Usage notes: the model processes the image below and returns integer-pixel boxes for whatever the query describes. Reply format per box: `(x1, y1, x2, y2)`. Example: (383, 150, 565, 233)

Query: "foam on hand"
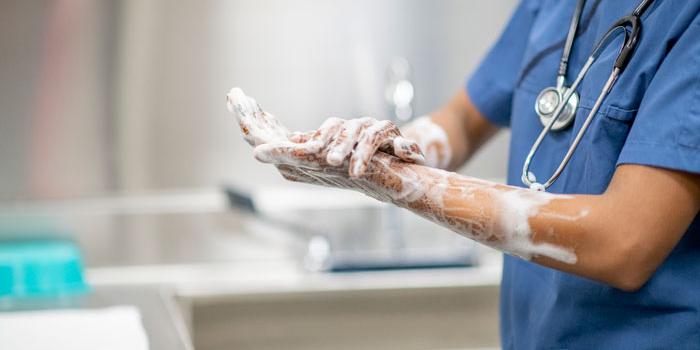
(378, 165, 580, 264)
(226, 87, 289, 146)
(226, 87, 581, 265)
(401, 116, 452, 169)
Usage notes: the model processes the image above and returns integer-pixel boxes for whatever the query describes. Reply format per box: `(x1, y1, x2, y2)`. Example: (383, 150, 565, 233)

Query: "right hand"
(281, 116, 426, 178)
(400, 116, 452, 170)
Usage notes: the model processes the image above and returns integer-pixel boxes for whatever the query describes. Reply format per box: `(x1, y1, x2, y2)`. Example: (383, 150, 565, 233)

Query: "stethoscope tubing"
(522, 23, 634, 190)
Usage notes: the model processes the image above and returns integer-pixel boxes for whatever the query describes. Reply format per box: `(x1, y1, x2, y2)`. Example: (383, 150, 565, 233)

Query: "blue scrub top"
(467, 1, 700, 348)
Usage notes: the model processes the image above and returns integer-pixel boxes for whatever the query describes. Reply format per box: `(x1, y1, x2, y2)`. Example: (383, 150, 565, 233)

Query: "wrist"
(357, 153, 444, 208)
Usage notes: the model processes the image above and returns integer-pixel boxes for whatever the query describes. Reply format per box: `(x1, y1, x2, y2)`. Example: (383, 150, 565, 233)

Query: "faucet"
(385, 57, 415, 123)
(384, 57, 415, 258)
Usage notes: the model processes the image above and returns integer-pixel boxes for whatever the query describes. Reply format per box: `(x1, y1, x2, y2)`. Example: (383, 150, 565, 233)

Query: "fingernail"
(411, 153, 426, 164)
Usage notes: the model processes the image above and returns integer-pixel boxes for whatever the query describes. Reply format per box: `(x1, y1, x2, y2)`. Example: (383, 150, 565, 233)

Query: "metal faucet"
(384, 57, 415, 258)
(385, 57, 415, 123)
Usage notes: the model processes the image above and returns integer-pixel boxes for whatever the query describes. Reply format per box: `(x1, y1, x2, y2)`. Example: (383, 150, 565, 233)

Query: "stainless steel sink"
(1, 189, 501, 349)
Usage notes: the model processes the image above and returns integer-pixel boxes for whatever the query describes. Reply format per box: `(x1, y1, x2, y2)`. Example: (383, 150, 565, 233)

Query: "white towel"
(0, 306, 149, 350)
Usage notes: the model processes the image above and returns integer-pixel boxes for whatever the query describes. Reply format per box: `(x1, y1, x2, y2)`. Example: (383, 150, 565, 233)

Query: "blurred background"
(0, 1, 516, 349)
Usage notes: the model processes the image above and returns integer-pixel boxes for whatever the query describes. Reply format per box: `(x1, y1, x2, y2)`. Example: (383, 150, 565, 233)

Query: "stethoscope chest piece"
(535, 86, 579, 131)
(522, 0, 654, 191)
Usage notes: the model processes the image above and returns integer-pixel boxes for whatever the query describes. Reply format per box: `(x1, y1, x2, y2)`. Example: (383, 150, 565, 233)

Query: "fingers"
(252, 118, 345, 168)
(226, 87, 289, 145)
(348, 120, 395, 178)
(305, 117, 345, 152)
(227, 88, 256, 145)
(253, 142, 321, 168)
(226, 88, 425, 177)
(245, 109, 425, 179)
(325, 117, 371, 166)
(349, 119, 425, 177)
(289, 130, 314, 143)
(393, 136, 426, 164)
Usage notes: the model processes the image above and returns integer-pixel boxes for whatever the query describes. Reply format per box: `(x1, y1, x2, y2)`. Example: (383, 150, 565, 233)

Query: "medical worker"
(228, 1, 700, 348)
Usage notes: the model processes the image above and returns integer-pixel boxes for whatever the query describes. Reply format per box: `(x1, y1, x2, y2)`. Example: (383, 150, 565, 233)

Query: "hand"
(227, 88, 425, 178)
(400, 116, 452, 170)
(225, 87, 291, 146)
(225, 87, 583, 267)
(226, 87, 433, 203)
(268, 116, 426, 178)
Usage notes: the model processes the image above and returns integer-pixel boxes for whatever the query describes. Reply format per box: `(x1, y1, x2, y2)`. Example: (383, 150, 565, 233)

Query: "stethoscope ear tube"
(613, 16, 641, 71)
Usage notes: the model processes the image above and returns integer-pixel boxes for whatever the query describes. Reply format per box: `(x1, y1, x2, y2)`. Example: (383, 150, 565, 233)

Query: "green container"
(0, 240, 89, 298)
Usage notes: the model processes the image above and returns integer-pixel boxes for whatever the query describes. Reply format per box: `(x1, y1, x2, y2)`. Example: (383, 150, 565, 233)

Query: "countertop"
(86, 252, 502, 300)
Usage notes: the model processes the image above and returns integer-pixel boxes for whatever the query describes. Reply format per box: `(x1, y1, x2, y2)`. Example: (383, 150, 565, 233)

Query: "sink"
(2, 189, 502, 349)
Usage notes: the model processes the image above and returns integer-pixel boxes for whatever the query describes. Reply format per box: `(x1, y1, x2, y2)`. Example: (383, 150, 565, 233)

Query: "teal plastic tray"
(0, 240, 89, 298)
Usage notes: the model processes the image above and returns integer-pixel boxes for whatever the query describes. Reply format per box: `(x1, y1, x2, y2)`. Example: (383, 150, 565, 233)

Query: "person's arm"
(401, 90, 499, 170)
(530, 164, 700, 291)
(228, 88, 700, 292)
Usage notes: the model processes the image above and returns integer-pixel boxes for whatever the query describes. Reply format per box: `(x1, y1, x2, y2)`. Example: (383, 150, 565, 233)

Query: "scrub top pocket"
(579, 104, 637, 194)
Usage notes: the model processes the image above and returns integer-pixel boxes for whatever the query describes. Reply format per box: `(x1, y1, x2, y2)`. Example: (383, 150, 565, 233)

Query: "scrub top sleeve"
(466, 0, 540, 127)
(617, 17, 700, 174)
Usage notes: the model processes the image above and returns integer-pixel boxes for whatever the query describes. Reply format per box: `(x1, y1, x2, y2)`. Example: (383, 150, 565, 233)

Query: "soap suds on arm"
(227, 87, 584, 264)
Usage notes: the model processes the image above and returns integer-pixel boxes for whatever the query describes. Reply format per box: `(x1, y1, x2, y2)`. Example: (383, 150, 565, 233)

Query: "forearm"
(357, 155, 653, 288)
(228, 87, 615, 286)
(361, 154, 583, 261)
(361, 157, 700, 291)
(229, 87, 699, 292)
(258, 136, 593, 270)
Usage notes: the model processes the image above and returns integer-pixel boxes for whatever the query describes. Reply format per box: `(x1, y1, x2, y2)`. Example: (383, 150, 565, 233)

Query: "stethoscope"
(522, 0, 655, 191)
